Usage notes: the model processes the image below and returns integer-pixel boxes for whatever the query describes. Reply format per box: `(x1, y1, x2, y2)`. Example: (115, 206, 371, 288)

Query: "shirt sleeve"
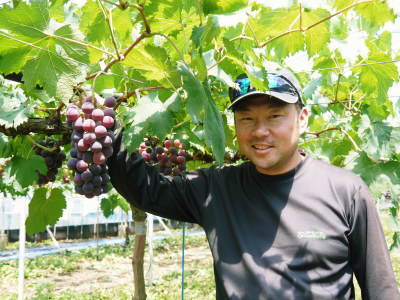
(106, 132, 209, 225)
(348, 182, 400, 300)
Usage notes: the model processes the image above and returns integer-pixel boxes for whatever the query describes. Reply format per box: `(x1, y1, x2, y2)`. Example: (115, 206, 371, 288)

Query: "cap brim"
(228, 91, 298, 110)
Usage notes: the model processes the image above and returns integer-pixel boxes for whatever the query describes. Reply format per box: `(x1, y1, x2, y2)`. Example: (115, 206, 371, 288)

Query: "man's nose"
(252, 121, 270, 137)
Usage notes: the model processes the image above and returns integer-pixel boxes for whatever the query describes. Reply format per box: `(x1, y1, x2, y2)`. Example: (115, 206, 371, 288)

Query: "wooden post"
(131, 204, 147, 300)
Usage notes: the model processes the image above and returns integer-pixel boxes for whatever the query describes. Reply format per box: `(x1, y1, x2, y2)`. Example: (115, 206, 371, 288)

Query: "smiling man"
(108, 68, 399, 299)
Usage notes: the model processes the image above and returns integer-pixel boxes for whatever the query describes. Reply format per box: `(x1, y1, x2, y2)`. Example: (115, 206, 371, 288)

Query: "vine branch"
(257, 0, 373, 48)
(97, 0, 121, 60)
(0, 118, 71, 137)
(305, 127, 361, 152)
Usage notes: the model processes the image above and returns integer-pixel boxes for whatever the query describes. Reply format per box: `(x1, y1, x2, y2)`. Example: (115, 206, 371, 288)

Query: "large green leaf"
(203, 0, 247, 15)
(0, 0, 49, 40)
(6, 155, 47, 189)
(101, 193, 130, 217)
(26, 187, 66, 235)
(354, 1, 395, 29)
(178, 62, 225, 162)
(122, 92, 182, 152)
(123, 45, 179, 87)
(22, 50, 82, 98)
(0, 85, 32, 129)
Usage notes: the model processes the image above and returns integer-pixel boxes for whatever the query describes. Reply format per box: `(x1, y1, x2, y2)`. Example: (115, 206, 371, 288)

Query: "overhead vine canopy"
(0, 0, 399, 246)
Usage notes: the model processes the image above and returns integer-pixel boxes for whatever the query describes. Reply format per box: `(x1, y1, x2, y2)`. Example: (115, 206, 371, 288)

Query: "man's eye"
(241, 117, 253, 121)
(271, 114, 282, 119)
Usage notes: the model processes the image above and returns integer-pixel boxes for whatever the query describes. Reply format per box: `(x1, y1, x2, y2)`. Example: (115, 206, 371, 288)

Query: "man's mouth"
(252, 144, 272, 150)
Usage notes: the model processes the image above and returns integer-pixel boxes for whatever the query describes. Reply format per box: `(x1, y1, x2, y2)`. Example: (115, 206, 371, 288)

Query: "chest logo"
(297, 231, 326, 240)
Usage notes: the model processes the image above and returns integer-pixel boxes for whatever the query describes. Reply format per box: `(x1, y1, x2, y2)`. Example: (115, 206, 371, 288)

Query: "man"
(108, 68, 399, 299)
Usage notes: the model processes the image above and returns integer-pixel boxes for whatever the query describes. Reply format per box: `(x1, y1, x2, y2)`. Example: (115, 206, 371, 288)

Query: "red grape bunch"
(34, 139, 67, 185)
(66, 96, 117, 198)
(137, 139, 187, 176)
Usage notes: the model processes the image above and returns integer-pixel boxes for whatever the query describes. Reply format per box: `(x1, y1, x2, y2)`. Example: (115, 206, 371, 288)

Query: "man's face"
(234, 96, 309, 175)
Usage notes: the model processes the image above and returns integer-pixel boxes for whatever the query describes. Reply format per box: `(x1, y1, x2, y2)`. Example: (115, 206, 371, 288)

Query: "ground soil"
(1, 238, 213, 298)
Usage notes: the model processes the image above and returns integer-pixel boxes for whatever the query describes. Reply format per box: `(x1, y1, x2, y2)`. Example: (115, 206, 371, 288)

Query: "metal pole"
(17, 197, 27, 300)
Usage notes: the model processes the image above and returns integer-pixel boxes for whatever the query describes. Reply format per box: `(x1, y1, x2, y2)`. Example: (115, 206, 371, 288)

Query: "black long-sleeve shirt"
(108, 140, 399, 299)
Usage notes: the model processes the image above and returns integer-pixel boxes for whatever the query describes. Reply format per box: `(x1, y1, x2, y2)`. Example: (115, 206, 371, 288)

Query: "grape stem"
(45, 33, 117, 58)
(304, 127, 361, 152)
(26, 135, 58, 152)
(114, 86, 166, 109)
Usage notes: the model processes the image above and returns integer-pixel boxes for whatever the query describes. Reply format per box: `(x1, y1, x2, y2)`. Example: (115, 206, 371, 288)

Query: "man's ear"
(298, 107, 309, 135)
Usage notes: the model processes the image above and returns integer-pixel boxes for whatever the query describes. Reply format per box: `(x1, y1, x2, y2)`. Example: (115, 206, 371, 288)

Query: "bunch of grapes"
(66, 96, 117, 198)
(137, 139, 187, 176)
(34, 139, 66, 185)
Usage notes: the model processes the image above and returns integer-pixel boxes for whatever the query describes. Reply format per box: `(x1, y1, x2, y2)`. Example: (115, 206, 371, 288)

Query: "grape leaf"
(122, 92, 182, 152)
(6, 155, 47, 189)
(26, 187, 66, 235)
(101, 193, 130, 217)
(0, 85, 32, 129)
(178, 62, 225, 162)
(203, 0, 247, 15)
(22, 50, 82, 98)
(203, 50, 235, 87)
(123, 45, 179, 87)
(0, 0, 49, 40)
(354, 1, 395, 29)
(356, 50, 398, 100)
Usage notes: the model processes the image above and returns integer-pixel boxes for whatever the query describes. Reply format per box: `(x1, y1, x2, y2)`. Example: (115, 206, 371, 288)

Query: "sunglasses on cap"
(228, 73, 303, 110)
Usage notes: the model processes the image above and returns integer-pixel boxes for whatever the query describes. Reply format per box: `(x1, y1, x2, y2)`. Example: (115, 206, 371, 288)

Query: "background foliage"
(0, 0, 399, 248)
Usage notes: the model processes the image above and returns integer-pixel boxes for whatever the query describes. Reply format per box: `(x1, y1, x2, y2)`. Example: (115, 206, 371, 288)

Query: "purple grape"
(66, 108, 79, 122)
(82, 182, 94, 193)
(82, 102, 94, 114)
(74, 173, 84, 186)
(44, 156, 54, 167)
(71, 131, 83, 143)
(101, 173, 110, 183)
(100, 135, 113, 147)
(103, 108, 115, 118)
(103, 146, 113, 158)
(83, 132, 96, 145)
(93, 186, 102, 196)
(169, 147, 178, 155)
(95, 125, 107, 138)
(155, 146, 164, 154)
(82, 152, 93, 164)
(90, 164, 102, 175)
(75, 185, 84, 195)
(81, 170, 93, 182)
(73, 117, 84, 131)
(92, 109, 104, 121)
(83, 119, 96, 132)
(92, 175, 103, 186)
(70, 148, 78, 158)
(76, 160, 88, 172)
(101, 184, 110, 193)
(93, 152, 106, 165)
(91, 141, 103, 153)
(102, 116, 114, 128)
(104, 96, 116, 108)
(78, 139, 89, 151)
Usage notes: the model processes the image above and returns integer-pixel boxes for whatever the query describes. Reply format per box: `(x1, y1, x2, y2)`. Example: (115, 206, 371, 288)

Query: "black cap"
(228, 68, 303, 110)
